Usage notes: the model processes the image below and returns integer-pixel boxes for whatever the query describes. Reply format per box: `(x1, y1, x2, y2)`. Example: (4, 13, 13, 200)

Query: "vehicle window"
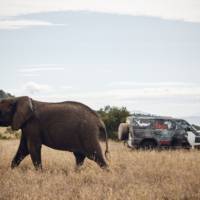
(132, 118, 176, 130)
(176, 120, 191, 130)
(133, 119, 152, 128)
(153, 120, 175, 130)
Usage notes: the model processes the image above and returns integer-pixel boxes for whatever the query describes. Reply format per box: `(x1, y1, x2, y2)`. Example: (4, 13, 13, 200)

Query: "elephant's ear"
(11, 96, 33, 130)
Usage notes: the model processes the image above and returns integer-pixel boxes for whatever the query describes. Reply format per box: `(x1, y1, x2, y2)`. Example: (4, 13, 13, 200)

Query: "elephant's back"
(34, 100, 98, 118)
(60, 101, 99, 118)
(34, 100, 101, 128)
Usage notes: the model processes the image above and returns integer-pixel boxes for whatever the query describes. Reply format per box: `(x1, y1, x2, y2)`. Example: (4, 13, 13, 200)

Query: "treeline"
(97, 106, 130, 139)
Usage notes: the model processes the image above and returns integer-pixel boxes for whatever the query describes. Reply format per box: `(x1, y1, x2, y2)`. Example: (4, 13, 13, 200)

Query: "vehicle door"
(152, 119, 175, 145)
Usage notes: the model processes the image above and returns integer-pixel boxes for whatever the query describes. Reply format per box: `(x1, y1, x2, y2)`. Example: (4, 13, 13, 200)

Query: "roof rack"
(127, 115, 183, 121)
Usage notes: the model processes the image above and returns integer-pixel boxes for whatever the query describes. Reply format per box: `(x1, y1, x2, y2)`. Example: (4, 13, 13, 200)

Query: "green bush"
(97, 106, 130, 140)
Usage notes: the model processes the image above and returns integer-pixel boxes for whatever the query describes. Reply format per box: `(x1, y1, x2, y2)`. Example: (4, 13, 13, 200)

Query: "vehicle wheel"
(171, 139, 182, 149)
(118, 123, 129, 141)
(140, 140, 157, 150)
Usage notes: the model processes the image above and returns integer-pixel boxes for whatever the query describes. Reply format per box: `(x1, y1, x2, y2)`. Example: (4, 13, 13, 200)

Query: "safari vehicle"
(118, 116, 200, 149)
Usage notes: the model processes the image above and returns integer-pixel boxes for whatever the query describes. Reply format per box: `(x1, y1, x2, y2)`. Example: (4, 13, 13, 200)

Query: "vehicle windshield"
(175, 120, 200, 136)
(175, 120, 192, 130)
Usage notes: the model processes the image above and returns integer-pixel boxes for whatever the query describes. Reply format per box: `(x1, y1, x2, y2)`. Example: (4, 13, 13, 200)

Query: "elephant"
(118, 123, 129, 141)
(0, 96, 109, 170)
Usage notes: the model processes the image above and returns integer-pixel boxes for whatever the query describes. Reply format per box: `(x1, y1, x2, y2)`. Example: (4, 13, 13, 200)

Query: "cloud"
(106, 82, 200, 102)
(27, 82, 200, 104)
(13, 81, 200, 104)
(8, 81, 200, 116)
(59, 86, 73, 90)
(0, 19, 64, 30)
(108, 81, 196, 88)
(20, 74, 41, 77)
(106, 82, 200, 104)
(19, 67, 65, 73)
(18, 64, 65, 76)
(22, 81, 52, 95)
(105, 88, 200, 102)
(11, 81, 73, 98)
(0, 0, 200, 23)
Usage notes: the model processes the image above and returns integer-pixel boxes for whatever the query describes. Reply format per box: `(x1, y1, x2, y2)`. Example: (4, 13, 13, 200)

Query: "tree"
(97, 106, 130, 139)
(0, 90, 14, 99)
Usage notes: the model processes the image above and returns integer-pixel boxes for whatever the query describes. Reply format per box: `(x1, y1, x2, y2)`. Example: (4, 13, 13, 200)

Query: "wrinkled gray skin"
(0, 96, 109, 170)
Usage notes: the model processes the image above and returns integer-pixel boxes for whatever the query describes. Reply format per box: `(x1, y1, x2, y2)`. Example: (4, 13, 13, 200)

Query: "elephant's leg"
(73, 152, 86, 167)
(11, 134, 29, 169)
(27, 141, 42, 170)
(86, 143, 108, 168)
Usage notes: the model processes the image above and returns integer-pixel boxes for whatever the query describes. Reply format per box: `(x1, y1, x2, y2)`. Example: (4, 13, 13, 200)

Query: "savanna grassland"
(1, 139, 200, 200)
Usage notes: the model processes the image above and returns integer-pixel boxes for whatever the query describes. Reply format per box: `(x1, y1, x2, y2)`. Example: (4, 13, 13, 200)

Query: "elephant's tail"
(99, 120, 110, 161)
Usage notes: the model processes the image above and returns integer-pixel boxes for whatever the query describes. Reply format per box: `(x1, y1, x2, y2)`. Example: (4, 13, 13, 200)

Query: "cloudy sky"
(0, 0, 200, 117)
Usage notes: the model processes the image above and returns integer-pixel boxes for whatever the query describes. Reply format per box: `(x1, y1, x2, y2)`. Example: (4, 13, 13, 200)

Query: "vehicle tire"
(140, 140, 157, 150)
(118, 123, 129, 141)
(171, 139, 190, 150)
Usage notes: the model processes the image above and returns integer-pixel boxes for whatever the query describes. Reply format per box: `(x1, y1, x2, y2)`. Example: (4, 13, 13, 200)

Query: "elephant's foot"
(11, 161, 19, 169)
(73, 152, 86, 167)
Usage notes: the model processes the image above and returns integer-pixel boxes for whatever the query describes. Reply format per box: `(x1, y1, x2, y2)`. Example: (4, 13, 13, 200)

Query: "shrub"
(97, 106, 130, 140)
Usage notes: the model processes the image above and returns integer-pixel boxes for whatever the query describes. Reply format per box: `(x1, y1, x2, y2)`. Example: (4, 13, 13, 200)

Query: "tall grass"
(1, 140, 200, 200)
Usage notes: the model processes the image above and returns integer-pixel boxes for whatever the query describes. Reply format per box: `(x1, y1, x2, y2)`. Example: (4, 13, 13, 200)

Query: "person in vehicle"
(154, 120, 168, 129)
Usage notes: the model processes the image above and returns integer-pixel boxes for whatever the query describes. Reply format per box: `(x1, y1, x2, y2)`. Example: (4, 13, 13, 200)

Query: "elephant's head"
(0, 96, 33, 130)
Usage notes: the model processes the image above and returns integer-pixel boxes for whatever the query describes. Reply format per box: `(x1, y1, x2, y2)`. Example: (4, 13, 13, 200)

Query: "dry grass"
(0, 127, 21, 140)
(1, 140, 200, 200)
